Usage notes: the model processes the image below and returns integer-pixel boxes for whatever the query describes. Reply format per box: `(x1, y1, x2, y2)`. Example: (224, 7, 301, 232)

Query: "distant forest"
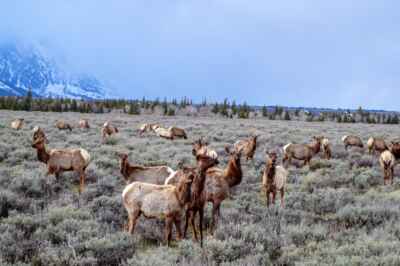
(0, 90, 399, 124)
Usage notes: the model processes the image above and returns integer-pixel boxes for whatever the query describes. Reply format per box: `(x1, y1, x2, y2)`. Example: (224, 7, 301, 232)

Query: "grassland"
(1, 110, 400, 265)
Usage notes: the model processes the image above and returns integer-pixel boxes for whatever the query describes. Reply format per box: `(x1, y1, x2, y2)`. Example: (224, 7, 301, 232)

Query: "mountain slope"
(0, 43, 113, 99)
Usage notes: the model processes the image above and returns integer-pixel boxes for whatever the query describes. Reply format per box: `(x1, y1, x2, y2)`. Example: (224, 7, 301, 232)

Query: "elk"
(78, 119, 90, 129)
(118, 153, 176, 184)
(139, 123, 161, 135)
(367, 137, 388, 155)
(283, 136, 322, 167)
(342, 135, 363, 150)
(321, 137, 332, 159)
(32, 126, 49, 144)
(101, 121, 119, 142)
(122, 166, 196, 246)
(166, 145, 242, 231)
(11, 118, 24, 130)
(154, 126, 187, 140)
(389, 140, 400, 160)
(31, 137, 91, 193)
(234, 135, 258, 161)
(191, 138, 218, 161)
(182, 155, 219, 247)
(379, 150, 395, 185)
(55, 120, 72, 131)
(262, 151, 288, 207)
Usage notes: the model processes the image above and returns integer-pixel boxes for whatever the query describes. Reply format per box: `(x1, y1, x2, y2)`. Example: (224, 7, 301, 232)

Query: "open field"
(1, 110, 400, 265)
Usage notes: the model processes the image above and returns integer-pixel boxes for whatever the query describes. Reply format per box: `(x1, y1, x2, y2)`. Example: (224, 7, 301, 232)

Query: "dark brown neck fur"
(36, 146, 50, 164)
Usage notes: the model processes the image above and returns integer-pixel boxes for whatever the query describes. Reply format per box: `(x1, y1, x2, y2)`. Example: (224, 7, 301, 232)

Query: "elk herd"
(8, 117, 400, 246)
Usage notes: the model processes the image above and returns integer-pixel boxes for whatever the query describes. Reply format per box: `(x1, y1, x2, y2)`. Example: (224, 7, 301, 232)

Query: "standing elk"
(321, 137, 332, 159)
(78, 119, 90, 129)
(122, 166, 197, 246)
(234, 136, 258, 161)
(342, 135, 363, 150)
(182, 155, 219, 247)
(283, 136, 322, 167)
(32, 126, 49, 144)
(101, 121, 119, 142)
(55, 120, 72, 131)
(262, 151, 288, 207)
(11, 118, 24, 130)
(31, 137, 91, 193)
(379, 150, 395, 185)
(118, 153, 176, 184)
(367, 137, 388, 155)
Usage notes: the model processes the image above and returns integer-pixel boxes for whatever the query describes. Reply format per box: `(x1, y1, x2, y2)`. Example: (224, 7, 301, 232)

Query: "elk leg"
(183, 209, 190, 238)
(128, 210, 141, 234)
(391, 167, 394, 185)
(199, 208, 204, 247)
(272, 191, 276, 205)
(79, 170, 85, 194)
(174, 217, 182, 241)
(190, 211, 199, 242)
(211, 203, 220, 232)
(280, 188, 285, 208)
(266, 190, 270, 207)
(165, 216, 173, 246)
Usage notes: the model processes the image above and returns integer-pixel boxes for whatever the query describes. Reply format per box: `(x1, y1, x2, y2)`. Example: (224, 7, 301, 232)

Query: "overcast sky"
(2, 1, 400, 110)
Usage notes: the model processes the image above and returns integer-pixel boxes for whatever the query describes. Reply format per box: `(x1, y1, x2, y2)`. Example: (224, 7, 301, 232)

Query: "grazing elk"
(55, 120, 72, 131)
(122, 166, 196, 246)
(118, 153, 176, 184)
(31, 137, 91, 193)
(379, 150, 395, 185)
(283, 136, 322, 167)
(101, 121, 119, 142)
(321, 137, 332, 160)
(234, 136, 258, 161)
(342, 135, 363, 150)
(192, 138, 218, 161)
(389, 140, 400, 160)
(78, 119, 90, 129)
(262, 151, 288, 207)
(11, 118, 24, 130)
(32, 126, 49, 144)
(367, 137, 388, 155)
(139, 123, 160, 135)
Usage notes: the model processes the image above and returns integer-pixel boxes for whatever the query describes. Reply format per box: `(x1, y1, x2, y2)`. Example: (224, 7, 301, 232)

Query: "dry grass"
(1, 110, 400, 265)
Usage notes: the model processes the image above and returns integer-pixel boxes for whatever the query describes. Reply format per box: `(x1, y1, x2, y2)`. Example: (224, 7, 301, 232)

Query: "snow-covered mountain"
(0, 43, 114, 99)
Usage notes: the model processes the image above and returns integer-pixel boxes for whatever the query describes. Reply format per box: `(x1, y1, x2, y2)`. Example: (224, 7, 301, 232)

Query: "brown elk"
(181, 155, 219, 247)
(283, 136, 322, 167)
(11, 118, 24, 130)
(191, 138, 218, 161)
(55, 120, 72, 131)
(389, 140, 400, 160)
(32, 126, 49, 144)
(118, 153, 175, 184)
(122, 166, 198, 246)
(31, 137, 91, 193)
(101, 121, 119, 142)
(262, 151, 288, 207)
(154, 126, 187, 140)
(342, 135, 363, 150)
(379, 150, 395, 185)
(367, 137, 388, 154)
(234, 136, 258, 161)
(78, 119, 90, 129)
